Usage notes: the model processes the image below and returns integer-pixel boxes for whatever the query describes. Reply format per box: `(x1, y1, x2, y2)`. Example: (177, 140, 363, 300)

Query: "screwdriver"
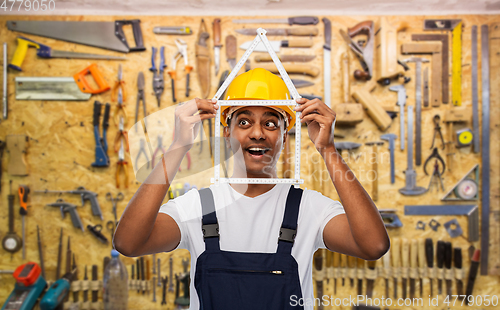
(18, 185, 30, 260)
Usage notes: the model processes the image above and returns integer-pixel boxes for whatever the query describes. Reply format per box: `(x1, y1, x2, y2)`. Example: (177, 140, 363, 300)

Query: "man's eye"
(265, 121, 278, 128)
(239, 119, 249, 126)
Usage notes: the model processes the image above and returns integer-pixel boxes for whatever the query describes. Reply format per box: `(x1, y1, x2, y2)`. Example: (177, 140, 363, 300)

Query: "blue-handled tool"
(91, 101, 110, 167)
(2, 262, 47, 310)
(9, 36, 126, 71)
(40, 269, 76, 310)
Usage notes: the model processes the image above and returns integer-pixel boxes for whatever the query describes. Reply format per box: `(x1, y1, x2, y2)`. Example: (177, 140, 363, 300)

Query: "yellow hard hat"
(220, 68, 296, 132)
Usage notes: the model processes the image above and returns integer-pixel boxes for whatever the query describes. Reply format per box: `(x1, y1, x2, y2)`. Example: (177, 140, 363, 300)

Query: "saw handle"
(9, 36, 40, 71)
(115, 19, 146, 52)
(348, 20, 374, 38)
(74, 64, 110, 94)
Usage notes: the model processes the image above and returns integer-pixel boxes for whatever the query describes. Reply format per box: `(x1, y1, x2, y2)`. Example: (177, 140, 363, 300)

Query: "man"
(114, 68, 389, 309)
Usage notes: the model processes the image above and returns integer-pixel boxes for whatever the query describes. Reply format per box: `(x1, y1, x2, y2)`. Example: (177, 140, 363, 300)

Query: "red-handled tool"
(18, 185, 30, 260)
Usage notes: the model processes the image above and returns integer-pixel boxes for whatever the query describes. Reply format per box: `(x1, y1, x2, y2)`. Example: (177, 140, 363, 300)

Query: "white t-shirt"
(159, 182, 345, 310)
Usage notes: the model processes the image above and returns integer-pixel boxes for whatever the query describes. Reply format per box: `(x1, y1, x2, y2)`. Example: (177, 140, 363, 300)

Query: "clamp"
(113, 116, 129, 153)
(168, 39, 193, 102)
(150, 46, 166, 107)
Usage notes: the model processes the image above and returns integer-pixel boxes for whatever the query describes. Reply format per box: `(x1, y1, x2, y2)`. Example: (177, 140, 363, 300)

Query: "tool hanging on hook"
(150, 47, 166, 107)
(169, 39, 193, 103)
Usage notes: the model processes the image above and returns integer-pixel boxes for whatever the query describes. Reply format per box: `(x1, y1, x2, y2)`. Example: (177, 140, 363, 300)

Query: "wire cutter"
(152, 135, 166, 168)
(430, 114, 445, 150)
(424, 147, 446, 176)
(116, 139, 129, 189)
(150, 47, 166, 107)
(112, 64, 127, 102)
(168, 39, 193, 103)
(135, 72, 147, 132)
(113, 116, 129, 153)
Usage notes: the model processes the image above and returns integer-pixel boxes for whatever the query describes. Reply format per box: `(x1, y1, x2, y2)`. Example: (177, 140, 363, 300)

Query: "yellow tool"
(9, 36, 125, 71)
(451, 22, 463, 106)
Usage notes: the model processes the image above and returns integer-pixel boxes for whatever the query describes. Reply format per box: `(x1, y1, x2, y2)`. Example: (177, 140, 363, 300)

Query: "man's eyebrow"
(234, 109, 253, 119)
(263, 111, 280, 119)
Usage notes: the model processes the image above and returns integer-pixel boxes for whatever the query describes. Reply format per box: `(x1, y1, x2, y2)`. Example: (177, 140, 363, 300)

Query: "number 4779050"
(1, 0, 55, 11)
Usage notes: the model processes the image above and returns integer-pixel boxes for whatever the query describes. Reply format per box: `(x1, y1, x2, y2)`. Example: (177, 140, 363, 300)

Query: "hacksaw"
(211, 28, 304, 188)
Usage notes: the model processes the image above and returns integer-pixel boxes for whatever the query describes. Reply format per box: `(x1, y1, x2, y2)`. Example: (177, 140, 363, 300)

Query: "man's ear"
(282, 130, 288, 149)
(223, 126, 231, 148)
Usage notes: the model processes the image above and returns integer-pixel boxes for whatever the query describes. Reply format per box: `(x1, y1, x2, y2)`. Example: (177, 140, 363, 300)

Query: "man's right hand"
(172, 98, 219, 151)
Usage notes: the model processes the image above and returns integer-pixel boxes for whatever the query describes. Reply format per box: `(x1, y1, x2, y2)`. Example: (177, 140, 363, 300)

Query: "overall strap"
(277, 185, 303, 255)
(199, 188, 220, 252)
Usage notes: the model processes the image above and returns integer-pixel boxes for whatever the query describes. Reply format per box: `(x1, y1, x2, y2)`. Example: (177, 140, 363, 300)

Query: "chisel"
(465, 249, 480, 300)
(425, 238, 435, 296)
(136, 258, 141, 293)
(454, 247, 464, 296)
(418, 239, 427, 297)
(348, 255, 356, 288)
(366, 260, 377, 298)
(83, 265, 88, 303)
(72, 254, 79, 303)
(36, 226, 46, 279)
(332, 251, 340, 294)
(401, 238, 409, 300)
(56, 228, 63, 280)
(92, 265, 98, 303)
(392, 238, 401, 299)
(409, 239, 418, 299)
(444, 242, 453, 297)
(382, 249, 391, 297)
(436, 240, 445, 295)
(356, 258, 365, 296)
(325, 249, 333, 285)
(141, 257, 146, 294)
(340, 254, 347, 287)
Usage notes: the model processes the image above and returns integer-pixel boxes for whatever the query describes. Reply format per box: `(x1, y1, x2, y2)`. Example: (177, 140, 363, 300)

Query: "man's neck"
(229, 183, 277, 198)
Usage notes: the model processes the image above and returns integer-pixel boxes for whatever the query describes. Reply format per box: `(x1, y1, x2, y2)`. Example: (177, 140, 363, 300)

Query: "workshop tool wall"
(0, 14, 499, 310)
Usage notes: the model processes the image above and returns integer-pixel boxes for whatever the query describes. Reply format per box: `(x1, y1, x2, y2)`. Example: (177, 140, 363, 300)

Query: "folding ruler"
(210, 28, 304, 188)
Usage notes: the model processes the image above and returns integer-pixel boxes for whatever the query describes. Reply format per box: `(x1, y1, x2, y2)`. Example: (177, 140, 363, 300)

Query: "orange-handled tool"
(18, 184, 30, 259)
(73, 63, 110, 94)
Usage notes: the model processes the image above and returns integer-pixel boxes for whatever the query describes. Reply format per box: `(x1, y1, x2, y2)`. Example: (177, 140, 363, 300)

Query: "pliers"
(135, 138, 150, 170)
(168, 39, 193, 103)
(113, 116, 129, 152)
(152, 135, 166, 168)
(424, 147, 446, 176)
(116, 139, 129, 188)
(150, 47, 166, 107)
(112, 64, 127, 102)
(135, 72, 147, 132)
(430, 114, 445, 150)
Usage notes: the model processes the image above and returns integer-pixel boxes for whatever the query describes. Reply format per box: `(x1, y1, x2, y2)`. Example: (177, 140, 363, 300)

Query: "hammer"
(365, 141, 384, 201)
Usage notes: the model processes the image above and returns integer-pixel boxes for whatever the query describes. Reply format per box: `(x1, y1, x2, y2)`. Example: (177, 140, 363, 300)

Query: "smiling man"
(114, 68, 390, 310)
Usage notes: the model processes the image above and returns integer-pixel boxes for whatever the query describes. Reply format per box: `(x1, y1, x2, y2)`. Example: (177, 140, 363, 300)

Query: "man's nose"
(248, 124, 265, 140)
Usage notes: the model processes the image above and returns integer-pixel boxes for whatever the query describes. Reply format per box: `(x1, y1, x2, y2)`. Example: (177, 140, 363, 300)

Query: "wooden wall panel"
(0, 14, 499, 309)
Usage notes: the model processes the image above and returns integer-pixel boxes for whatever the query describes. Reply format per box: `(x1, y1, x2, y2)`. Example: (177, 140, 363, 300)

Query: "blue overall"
(194, 185, 305, 310)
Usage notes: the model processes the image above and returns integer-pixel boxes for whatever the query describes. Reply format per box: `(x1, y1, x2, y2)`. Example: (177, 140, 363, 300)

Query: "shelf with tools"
(0, 13, 499, 310)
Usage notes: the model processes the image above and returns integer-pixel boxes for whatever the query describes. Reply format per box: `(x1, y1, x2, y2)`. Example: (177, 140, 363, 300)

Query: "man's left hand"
(294, 98, 336, 153)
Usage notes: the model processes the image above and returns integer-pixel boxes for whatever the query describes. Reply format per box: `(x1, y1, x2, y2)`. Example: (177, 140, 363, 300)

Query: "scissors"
(106, 221, 115, 247)
(106, 192, 124, 226)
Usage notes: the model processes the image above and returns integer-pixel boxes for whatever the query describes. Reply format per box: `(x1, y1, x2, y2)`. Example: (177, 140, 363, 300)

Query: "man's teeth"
(248, 147, 266, 151)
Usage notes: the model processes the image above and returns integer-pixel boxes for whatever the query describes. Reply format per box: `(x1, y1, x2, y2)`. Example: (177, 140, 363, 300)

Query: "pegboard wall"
(0, 14, 499, 310)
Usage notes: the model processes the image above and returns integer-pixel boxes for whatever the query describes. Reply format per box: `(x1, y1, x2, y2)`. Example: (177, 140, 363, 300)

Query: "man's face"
(223, 106, 287, 178)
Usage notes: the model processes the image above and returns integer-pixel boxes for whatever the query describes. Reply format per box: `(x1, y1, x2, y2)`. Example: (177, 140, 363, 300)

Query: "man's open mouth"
(245, 147, 271, 157)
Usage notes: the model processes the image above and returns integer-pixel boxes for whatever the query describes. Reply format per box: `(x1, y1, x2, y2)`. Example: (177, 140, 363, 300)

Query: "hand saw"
(7, 20, 146, 53)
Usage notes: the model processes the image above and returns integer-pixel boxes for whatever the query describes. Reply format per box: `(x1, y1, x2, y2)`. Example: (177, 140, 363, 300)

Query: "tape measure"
(454, 178, 478, 200)
(456, 128, 473, 147)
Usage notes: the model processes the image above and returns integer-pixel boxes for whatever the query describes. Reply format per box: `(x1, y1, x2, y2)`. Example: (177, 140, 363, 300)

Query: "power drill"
(40, 269, 76, 310)
(2, 262, 47, 310)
